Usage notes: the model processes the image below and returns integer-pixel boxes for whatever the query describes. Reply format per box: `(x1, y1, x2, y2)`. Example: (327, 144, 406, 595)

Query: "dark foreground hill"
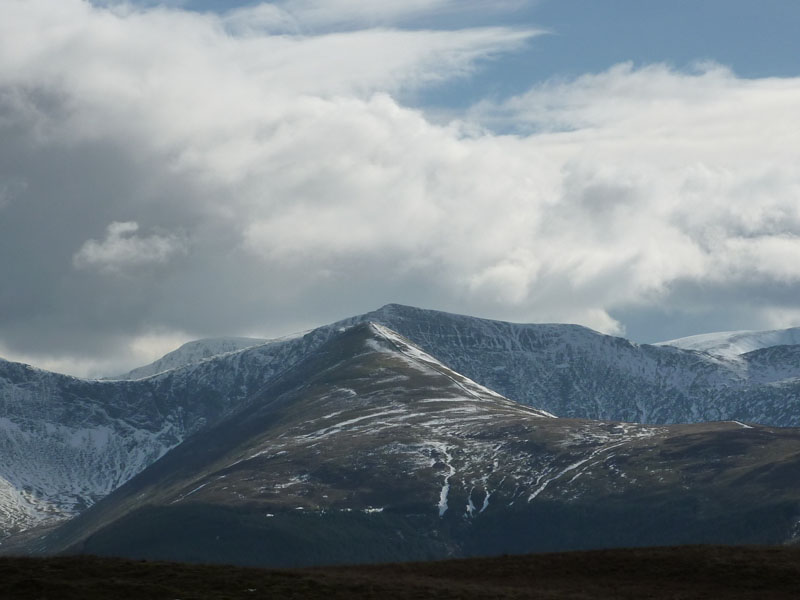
(2, 546, 800, 599)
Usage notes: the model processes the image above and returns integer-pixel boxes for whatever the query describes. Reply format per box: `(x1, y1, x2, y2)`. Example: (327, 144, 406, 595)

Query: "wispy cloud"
(224, 0, 531, 32)
(73, 222, 186, 273)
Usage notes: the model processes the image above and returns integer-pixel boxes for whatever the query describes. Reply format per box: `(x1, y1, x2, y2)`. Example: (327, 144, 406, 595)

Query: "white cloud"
(717, 235, 800, 282)
(73, 221, 185, 272)
(225, 0, 530, 33)
(2, 1, 800, 373)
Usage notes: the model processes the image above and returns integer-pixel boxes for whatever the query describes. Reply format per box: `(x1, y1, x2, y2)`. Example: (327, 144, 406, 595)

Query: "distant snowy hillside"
(110, 337, 269, 380)
(659, 327, 800, 359)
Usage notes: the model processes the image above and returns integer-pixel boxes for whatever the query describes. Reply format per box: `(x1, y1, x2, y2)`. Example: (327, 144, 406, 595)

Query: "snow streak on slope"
(659, 327, 800, 359)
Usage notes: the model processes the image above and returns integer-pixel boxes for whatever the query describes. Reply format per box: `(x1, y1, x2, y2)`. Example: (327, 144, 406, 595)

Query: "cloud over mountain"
(1, 0, 800, 375)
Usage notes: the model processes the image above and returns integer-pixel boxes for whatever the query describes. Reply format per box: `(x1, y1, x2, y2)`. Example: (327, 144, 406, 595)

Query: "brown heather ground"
(1, 545, 800, 599)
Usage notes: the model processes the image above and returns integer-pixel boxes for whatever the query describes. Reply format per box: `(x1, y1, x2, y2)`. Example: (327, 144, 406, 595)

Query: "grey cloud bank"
(2, 0, 800, 376)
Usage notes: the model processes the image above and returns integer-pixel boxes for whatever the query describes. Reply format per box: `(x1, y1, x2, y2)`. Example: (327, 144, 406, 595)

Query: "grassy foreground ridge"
(2, 545, 800, 599)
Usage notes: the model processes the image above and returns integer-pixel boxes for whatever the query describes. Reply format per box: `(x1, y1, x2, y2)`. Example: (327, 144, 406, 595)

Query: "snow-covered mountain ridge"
(4, 304, 800, 541)
(109, 337, 269, 380)
(344, 305, 800, 424)
(659, 327, 800, 359)
(106, 304, 800, 424)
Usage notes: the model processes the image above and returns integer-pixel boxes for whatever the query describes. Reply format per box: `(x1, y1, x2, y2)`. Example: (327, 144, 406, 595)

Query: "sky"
(2, 0, 800, 377)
